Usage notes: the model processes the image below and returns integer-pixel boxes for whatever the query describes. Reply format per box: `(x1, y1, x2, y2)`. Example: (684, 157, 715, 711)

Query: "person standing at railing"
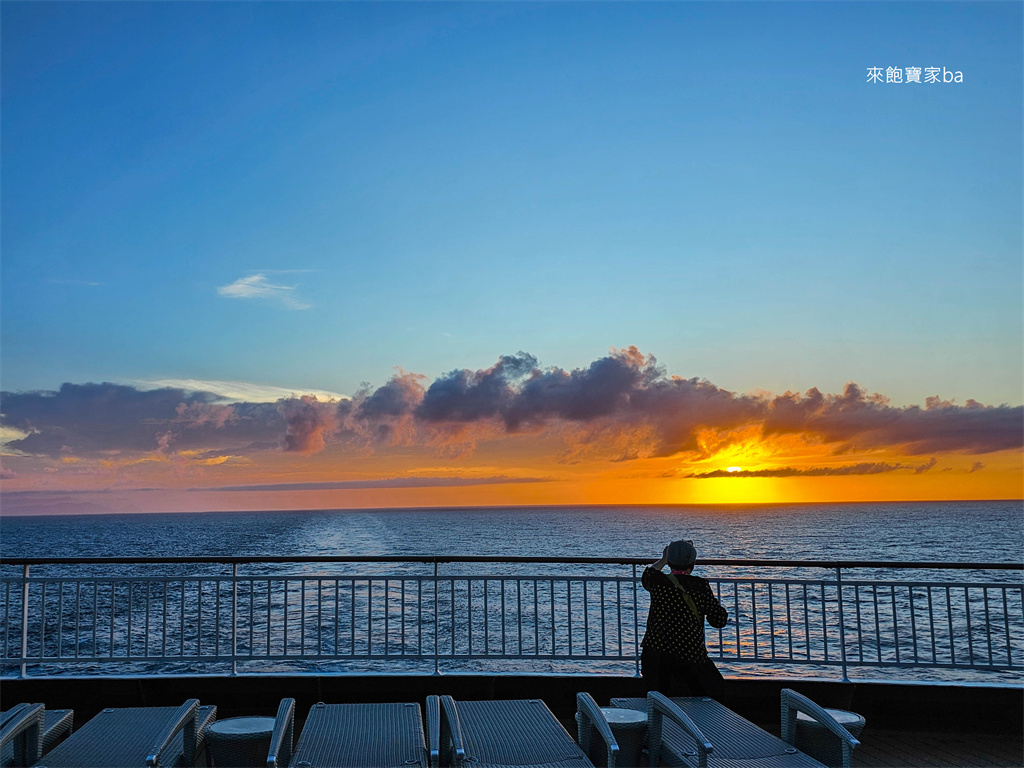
(641, 539, 729, 698)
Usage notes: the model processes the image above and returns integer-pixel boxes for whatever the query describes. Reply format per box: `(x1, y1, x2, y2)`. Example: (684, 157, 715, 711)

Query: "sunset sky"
(2, 2, 1021, 515)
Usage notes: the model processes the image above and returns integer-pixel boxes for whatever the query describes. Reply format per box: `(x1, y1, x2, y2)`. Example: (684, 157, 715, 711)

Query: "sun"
(726, 466, 743, 473)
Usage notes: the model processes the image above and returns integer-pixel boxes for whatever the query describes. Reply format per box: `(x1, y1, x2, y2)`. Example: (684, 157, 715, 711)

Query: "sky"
(2, 1, 1022, 515)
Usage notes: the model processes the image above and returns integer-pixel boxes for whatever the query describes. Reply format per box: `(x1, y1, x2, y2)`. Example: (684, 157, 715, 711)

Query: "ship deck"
(851, 729, 1023, 767)
(550, 716, 1024, 767)
(4, 672, 1022, 767)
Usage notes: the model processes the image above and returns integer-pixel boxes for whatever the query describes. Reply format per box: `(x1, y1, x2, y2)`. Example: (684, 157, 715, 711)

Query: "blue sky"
(3, 1, 1022, 408)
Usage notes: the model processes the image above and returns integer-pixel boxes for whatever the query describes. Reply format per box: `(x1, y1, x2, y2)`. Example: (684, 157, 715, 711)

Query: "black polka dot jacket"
(641, 567, 730, 661)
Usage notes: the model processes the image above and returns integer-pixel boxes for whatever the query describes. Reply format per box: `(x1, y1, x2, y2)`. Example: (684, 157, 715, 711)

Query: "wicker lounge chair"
(781, 689, 862, 768)
(1, 704, 44, 767)
(1, 705, 74, 766)
(428, 695, 610, 768)
(277, 701, 426, 768)
(28, 699, 216, 768)
(575, 693, 622, 768)
(608, 692, 834, 768)
(259, 698, 297, 768)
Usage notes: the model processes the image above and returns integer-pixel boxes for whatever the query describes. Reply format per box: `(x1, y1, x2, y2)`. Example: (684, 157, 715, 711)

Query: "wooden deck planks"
(853, 730, 1024, 768)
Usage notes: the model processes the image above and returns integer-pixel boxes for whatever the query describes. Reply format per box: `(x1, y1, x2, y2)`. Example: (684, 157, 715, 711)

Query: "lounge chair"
(575, 693, 622, 768)
(1, 705, 74, 766)
(262, 698, 297, 768)
(780, 689, 862, 768)
(1, 704, 43, 767)
(277, 701, 426, 768)
(428, 695, 615, 768)
(28, 699, 216, 768)
(607, 691, 845, 768)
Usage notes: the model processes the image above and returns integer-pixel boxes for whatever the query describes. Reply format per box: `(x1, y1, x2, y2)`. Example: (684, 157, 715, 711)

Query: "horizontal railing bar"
(3, 669, 1016, 684)
(3, 656, 1017, 670)
(1, 556, 1021, 570)
(4, 576, 1020, 590)
(0, 661, 637, 666)
(0, 575, 645, 584)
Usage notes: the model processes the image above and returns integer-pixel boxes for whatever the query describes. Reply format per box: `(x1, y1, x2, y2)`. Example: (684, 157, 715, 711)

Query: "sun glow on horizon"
(726, 466, 743, 473)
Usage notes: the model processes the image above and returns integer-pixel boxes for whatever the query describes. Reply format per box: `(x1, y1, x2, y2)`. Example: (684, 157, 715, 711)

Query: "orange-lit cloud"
(4, 349, 1021, 462)
(689, 458, 938, 478)
(1, 348, 1020, 510)
(279, 395, 340, 454)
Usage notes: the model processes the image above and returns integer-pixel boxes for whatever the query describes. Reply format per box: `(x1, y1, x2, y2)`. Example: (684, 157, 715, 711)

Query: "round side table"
(794, 708, 866, 768)
(602, 707, 647, 767)
(205, 716, 276, 768)
(577, 707, 646, 767)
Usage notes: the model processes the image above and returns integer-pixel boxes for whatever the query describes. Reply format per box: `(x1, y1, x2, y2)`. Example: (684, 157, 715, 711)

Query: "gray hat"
(667, 539, 697, 569)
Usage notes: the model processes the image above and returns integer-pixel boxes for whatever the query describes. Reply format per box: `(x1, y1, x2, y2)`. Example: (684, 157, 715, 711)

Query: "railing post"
(433, 561, 440, 676)
(836, 564, 849, 682)
(20, 564, 30, 678)
(232, 562, 238, 676)
(633, 563, 640, 678)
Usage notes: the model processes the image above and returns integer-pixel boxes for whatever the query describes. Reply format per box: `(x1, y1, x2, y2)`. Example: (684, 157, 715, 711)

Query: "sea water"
(2, 501, 1021, 562)
(1, 502, 1021, 682)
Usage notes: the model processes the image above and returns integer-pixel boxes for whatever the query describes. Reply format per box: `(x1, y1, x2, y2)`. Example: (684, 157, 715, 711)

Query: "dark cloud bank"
(2, 348, 1020, 463)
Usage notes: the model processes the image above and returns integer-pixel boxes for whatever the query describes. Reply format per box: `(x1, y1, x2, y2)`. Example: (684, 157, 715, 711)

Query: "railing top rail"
(0, 555, 1021, 570)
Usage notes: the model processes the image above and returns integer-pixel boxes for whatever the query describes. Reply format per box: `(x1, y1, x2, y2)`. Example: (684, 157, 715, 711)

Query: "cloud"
(687, 459, 939, 478)
(3, 349, 1020, 464)
(914, 457, 938, 474)
(137, 378, 346, 403)
(206, 476, 552, 492)
(217, 273, 310, 309)
(0, 424, 35, 455)
(409, 347, 763, 458)
(763, 383, 1022, 455)
(174, 401, 237, 429)
(0, 382, 283, 458)
(279, 395, 340, 454)
(418, 353, 537, 424)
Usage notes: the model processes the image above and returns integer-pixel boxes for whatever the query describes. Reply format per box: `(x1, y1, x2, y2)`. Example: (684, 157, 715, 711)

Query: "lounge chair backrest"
(426, 696, 467, 768)
(575, 693, 620, 768)
(647, 692, 714, 768)
(265, 698, 295, 768)
(780, 689, 861, 768)
(145, 699, 199, 768)
(0, 703, 43, 767)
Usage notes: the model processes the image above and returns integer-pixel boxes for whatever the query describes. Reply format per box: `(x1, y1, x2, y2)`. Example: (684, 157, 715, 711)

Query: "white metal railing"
(0, 556, 1021, 681)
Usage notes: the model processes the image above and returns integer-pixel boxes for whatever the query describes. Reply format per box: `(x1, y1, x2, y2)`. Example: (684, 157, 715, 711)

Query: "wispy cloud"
(687, 459, 939, 478)
(206, 476, 552, 492)
(217, 273, 310, 309)
(0, 424, 35, 455)
(136, 378, 346, 403)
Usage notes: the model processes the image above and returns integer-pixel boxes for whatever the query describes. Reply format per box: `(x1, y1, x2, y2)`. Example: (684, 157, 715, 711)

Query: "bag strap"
(666, 573, 701, 619)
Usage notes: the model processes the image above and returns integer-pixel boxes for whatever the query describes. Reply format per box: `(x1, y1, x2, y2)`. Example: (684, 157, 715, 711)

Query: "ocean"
(2, 501, 1022, 683)
(3, 500, 1022, 563)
